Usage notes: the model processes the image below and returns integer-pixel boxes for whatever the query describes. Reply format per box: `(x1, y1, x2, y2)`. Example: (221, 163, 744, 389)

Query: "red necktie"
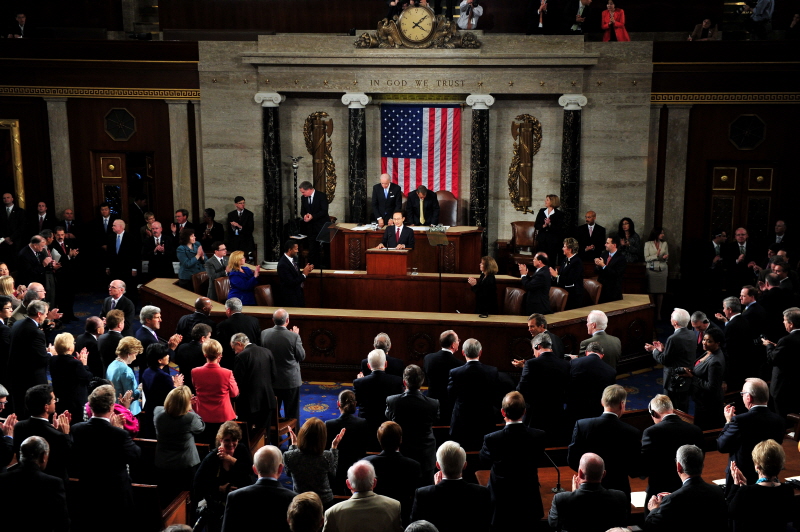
(396, 228, 401, 244)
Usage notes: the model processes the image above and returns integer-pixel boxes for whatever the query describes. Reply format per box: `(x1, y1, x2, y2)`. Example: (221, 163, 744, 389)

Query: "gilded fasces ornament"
(303, 112, 337, 202)
(507, 114, 543, 214)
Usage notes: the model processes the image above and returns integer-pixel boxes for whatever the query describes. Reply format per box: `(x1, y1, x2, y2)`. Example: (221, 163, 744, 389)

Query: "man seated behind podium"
(407, 186, 440, 226)
(377, 212, 415, 250)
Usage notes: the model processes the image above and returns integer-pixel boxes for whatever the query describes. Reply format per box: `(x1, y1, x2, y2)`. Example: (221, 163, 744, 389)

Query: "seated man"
(322, 460, 403, 532)
(406, 185, 440, 226)
(377, 212, 415, 250)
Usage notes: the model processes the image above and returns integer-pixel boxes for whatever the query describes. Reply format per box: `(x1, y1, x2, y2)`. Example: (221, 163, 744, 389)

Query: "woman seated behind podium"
(226, 250, 260, 306)
(468, 256, 498, 318)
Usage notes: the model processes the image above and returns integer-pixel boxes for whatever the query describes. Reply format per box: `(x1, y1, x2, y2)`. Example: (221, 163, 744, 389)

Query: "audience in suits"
(595, 234, 627, 302)
(205, 241, 229, 301)
(277, 240, 313, 307)
(354, 349, 404, 446)
(199, 208, 226, 254)
(135, 304, 181, 379)
(299, 181, 329, 268)
(534, 194, 565, 267)
(323, 460, 403, 532)
(578, 309, 622, 369)
(231, 332, 276, 434)
(359, 332, 405, 377)
(371, 174, 403, 226)
(98, 309, 126, 369)
(763, 307, 800, 423)
(175, 297, 216, 344)
(686, 327, 726, 430)
(261, 308, 305, 420)
(576, 210, 606, 261)
(217, 297, 262, 370)
(7, 300, 52, 418)
(49, 332, 93, 418)
(100, 279, 135, 337)
(645, 308, 696, 412)
(192, 339, 239, 443)
(106, 220, 141, 295)
(141, 221, 174, 280)
(566, 341, 617, 422)
(550, 237, 584, 310)
(468, 256, 498, 317)
(226, 196, 255, 257)
(519, 252, 552, 315)
(325, 391, 371, 497)
(12, 384, 72, 482)
(174, 323, 212, 393)
(140, 343, 183, 438)
(76, 316, 105, 377)
(423, 330, 463, 424)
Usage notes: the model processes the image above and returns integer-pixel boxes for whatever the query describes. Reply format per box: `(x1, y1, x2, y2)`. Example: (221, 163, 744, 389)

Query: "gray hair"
(0, 383, 8, 398)
(723, 297, 741, 313)
(23, 283, 44, 305)
(230, 333, 250, 346)
(531, 332, 552, 350)
(405, 521, 440, 532)
(19, 436, 49, 466)
(676, 444, 704, 476)
(367, 349, 386, 370)
(139, 305, 161, 323)
(783, 308, 800, 328)
(253, 445, 283, 477)
(347, 460, 376, 492)
(744, 377, 769, 404)
(690, 311, 709, 324)
(649, 394, 674, 414)
(374, 332, 391, 353)
(462, 338, 481, 359)
(436, 441, 466, 478)
(27, 299, 48, 317)
(671, 308, 690, 328)
(587, 310, 608, 330)
(226, 298, 243, 313)
(273, 308, 288, 325)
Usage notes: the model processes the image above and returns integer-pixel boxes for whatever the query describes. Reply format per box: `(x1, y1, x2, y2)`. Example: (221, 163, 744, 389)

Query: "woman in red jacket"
(602, 1, 630, 42)
(191, 338, 239, 443)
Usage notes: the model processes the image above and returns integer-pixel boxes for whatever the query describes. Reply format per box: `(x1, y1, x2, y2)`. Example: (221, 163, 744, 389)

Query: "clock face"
(399, 6, 435, 43)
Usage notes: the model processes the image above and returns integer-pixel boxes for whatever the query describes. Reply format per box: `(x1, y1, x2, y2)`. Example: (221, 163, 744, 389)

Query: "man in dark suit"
(76, 316, 105, 377)
(98, 309, 126, 369)
(12, 385, 72, 482)
(567, 384, 641, 495)
(71, 384, 141, 532)
(226, 196, 255, 256)
(566, 342, 617, 423)
(260, 308, 305, 420)
(27, 201, 57, 239)
(562, 0, 593, 34)
(325, 391, 370, 496)
(595, 235, 627, 303)
(0, 296, 14, 384)
(377, 211, 415, 249)
(100, 280, 135, 337)
(174, 323, 211, 393)
(575, 210, 606, 261)
(716, 296, 756, 392)
(106, 220, 141, 294)
(231, 333, 276, 434)
(640, 395, 704, 514)
(51, 226, 79, 321)
(480, 391, 546, 528)
(515, 332, 570, 445)
(217, 297, 262, 370)
(406, 185, 440, 226)
(0, 435, 70, 532)
(740, 285, 767, 335)
(725, 227, 760, 292)
(277, 240, 313, 308)
(645, 444, 727, 531)
(760, 273, 794, 341)
(371, 173, 403, 226)
(141, 221, 174, 280)
(299, 181, 329, 268)
(519, 252, 551, 315)
(717, 377, 785, 493)
(763, 308, 800, 422)
(410, 441, 492, 532)
(169, 209, 194, 250)
(354, 349, 404, 444)
(578, 310, 622, 369)
(386, 364, 440, 485)
(175, 297, 216, 344)
(222, 445, 297, 532)
(524, 313, 565, 357)
(549, 453, 629, 532)
(7, 300, 51, 418)
(447, 338, 501, 449)
(550, 237, 584, 309)
(205, 241, 229, 300)
(58, 208, 80, 244)
(690, 311, 723, 357)
(645, 308, 696, 412)
(88, 203, 118, 283)
(15, 235, 49, 287)
(135, 305, 181, 377)
(0, 191, 26, 267)
(360, 332, 405, 377)
(127, 195, 147, 237)
(423, 330, 463, 424)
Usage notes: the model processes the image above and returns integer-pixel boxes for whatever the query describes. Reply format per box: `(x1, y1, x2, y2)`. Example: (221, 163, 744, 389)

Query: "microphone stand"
(543, 450, 567, 493)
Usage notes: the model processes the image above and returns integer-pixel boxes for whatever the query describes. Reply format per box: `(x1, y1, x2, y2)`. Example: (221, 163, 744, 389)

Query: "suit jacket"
(205, 254, 229, 300)
(106, 230, 142, 278)
(260, 325, 305, 389)
(566, 354, 617, 421)
(100, 295, 135, 337)
(760, 287, 794, 341)
(576, 223, 606, 260)
(222, 477, 297, 532)
(0, 464, 69, 532)
(192, 362, 239, 423)
(226, 208, 255, 252)
(480, 423, 546, 524)
(578, 330, 622, 370)
(134, 326, 172, 377)
(0, 321, 10, 385)
(742, 300, 767, 336)
(360, 355, 405, 377)
(141, 234, 174, 278)
(363, 451, 421, 526)
(28, 211, 57, 238)
(691, 350, 726, 430)
(596, 251, 626, 302)
(98, 330, 124, 369)
(217, 312, 262, 369)
(520, 266, 551, 315)
(553, 254, 584, 309)
(651, 327, 695, 392)
(567, 412, 642, 495)
(406, 193, 440, 226)
(233, 344, 277, 418)
(549, 482, 629, 532)
(12, 417, 73, 482)
(640, 414, 704, 500)
(381, 224, 415, 248)
(49, 353, 93, 417)
(561, 0, 594, 33)
(175, 311, 216, 344)
(174, 340, 206, 393)
(765, 329, 800, 419)
(0, 204, 26, 247)
(724, 240, 760, 288)
(386, 390, 439, 472)
(410, 479, 492, 532)
(354, 370, 404, 431)
(300, 190, 329, 239)
(326, 413, 370, 495)
(15, 245, 46, 286)
(534, 208, 565, 257)
(371, 182, 403, 223)
(717, 405, 785, 490)
(8, 317, 49, 394)
(323, 490, 403, 532)
(517, 351, 570, 443)
(448, 361, 501, 447)
(644, 476, 727, 532)
(723, 314, 756, 389)
(277, 253, 306, 307)
(423, 349, 463, 423)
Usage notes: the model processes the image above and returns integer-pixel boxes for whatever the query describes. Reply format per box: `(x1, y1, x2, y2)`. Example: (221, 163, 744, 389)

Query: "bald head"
(253, 445, 283, 478)
(195, 297, 212, 314)
(273, 308, 289, 326)
(579, 453, 605, 483)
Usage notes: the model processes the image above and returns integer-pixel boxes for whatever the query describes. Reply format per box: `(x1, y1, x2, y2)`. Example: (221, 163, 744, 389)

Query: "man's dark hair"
(192, 323, 212, 342)
(440, 330, 457, 348)
(0, 295, 12, 309)
(784, 308, 800, 328)
(234, 196, 245, 203)
(176, 208, 189, 218)
(403, 364, 424, 391)
(607, 233, 621, 247)
(99, 202, 110, 210)
(284, 240, 298, 253)
(25, 384, 53, 416)
(299, 181, 313, 190)
(586, 341, 605, 355)
(535, 252, 549, 267)
(528, 313, 547, 327)
(742, 285, 758, 298)
(85, 316, 103, 334)
(766, 273, 781, 288)
(377, 421, 403, 452)
(39, 229, 53, 239)
(53, 225, 65, 234)
(210, 241, 225, 252)
(501, 391, 526, 420)
(415, 185, 428, 196)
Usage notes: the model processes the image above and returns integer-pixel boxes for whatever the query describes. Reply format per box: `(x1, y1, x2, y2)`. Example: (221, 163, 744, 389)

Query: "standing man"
(594, 235, 626, 303)
(106, 220, 140, 297)
(16, 235, 49, 288)
(76, 316, 105, 377)
(277, 240, 313, 308)
(762, 308, 800, 424)
(423, 330, 463, 424)
(645, 308, 695, 412)
(28, 201, 56, 239)
(0, 192, 26, 267)
(406, 185, 440, 226)
(134, 305, 182, 376)
(354, 349, 404, 446)
(169, 209, 194, 250)
(563, 0, 593, 34)
(689, 311, 723, 357)
(725, 227, 758, 293)
(52, 226, 79, 322)
(575, 210, 606, 261)
(231, 333, 277, 435)
(7, 301, 52, 418)
(227, 196, 255, 257)
(371, 174, 402, 227)
(261, 309, 305, 422)
(100, 280, 135, 337)
(205, 241, 229, 300)
(141, 221, 174, 280)
(98, 310, 126, 369)
(549, 238, 584, 309)
(715, 296, 755, 392)
(566, 342, 617, 422)
(216, 298, 261, 369)
(176, 297, 216, 342)
(377, 212, 415, 250)
(519, 252, 551, 315)
(299, 181, 329, 268)
(578, 310, 621, 369)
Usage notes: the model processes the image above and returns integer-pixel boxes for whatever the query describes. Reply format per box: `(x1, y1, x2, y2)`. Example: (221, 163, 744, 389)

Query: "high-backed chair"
(504, 287, 526, 315)
(583, 278, 602, 305)
(549, 286, 568, 313)
(436, 190, 457, 226)
(213, 276, 230, 302)
(270, 396, 298, 446)
(254, 284, 275, 306)
(508, 221, 537, 273)
(191, 271, 209, 296)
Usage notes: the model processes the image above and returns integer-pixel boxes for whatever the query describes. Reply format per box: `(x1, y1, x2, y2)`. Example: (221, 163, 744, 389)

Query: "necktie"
(697, 332, 702, 345)
(309, 195, 312, 205)
(589, 225, 593, 236)
(714, 244, 720, 256)
(66, 221, 70, 232)
(116, 234, 121, 253)
(740, 245, 745, 255)
(6, 207, 10, 218)
(60, 241, 66, 254)
(293, 258, 299, 272)
(39, 216, 44, 231)
(104, 219, 108, 231)
(385, 188, 388, 199)
(111, 299, 117, 310)
(396, 228, 401, 244)
(419, 198, 426, 225)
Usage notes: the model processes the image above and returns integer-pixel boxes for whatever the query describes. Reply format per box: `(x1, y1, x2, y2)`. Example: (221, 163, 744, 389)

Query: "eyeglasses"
(0, 400, 8, 408)
(740, 391, 750, 396)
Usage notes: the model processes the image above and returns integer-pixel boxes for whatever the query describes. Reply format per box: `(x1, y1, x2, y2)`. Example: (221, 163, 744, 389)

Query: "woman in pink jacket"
(191, 339, 239, 444)
(602, 1, 630, 41)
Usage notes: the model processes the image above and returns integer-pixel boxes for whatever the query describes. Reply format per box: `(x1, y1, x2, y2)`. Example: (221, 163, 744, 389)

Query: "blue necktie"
(116, 234, 121, 253)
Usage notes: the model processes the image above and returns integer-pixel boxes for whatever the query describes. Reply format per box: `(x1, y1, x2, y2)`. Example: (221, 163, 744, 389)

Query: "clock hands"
(412, 15, 428, 29)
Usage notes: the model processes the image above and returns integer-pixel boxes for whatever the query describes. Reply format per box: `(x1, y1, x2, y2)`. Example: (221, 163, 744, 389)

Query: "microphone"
(543, 450, 567, 493)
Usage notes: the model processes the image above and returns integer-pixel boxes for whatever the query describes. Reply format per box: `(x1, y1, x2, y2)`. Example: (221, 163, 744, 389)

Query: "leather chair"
(583, 278, 603, 305)
(270, 396, 298, 446)
(508, 221, 538, 273)
(549, 286, 568, 313)
(213, 276, 230, 302)
(254, 284, 275, 306)
(436, 190, 458, 226)
(191, 271, 209, 296)
(504, 287, 526, 315)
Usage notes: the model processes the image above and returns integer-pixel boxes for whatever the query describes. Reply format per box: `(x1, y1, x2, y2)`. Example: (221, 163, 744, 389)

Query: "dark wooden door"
(709, 162, 777, 242)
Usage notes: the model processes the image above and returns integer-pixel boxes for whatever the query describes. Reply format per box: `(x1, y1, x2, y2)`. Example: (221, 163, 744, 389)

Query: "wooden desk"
(329, 224, 483, 274)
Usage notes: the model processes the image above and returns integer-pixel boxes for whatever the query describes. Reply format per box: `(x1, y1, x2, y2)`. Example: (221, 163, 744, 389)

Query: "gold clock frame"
(397, 6, 437, 47)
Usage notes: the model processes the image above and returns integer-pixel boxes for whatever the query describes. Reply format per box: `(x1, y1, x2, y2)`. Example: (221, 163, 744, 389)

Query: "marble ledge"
(241, 53, 599, 68)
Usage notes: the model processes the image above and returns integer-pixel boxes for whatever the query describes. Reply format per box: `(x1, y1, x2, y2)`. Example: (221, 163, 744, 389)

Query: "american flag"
(380, 104, 461, 198)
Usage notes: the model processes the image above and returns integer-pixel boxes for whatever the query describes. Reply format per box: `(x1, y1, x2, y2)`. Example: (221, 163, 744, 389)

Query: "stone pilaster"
(662, 105, 692, 278)
(342, 92, 371, 223)
(165, 100, 192, 215)
(558, 94, 588, 235)
(466, 94, 495, 256)
(255, 92, 286, 262)
(44, 98, 74, 214)
(192, 101, 205, 212)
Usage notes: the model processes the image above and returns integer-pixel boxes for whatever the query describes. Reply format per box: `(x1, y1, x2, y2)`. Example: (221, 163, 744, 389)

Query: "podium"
(366, 248, 410, 276)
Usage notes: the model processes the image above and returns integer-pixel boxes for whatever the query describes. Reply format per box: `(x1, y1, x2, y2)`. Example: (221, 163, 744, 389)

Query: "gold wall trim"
(653, 61, 800, 65)
(651, 92, 800, 104)
(0, 118, 25, 208)
(0, 86, 200, 100)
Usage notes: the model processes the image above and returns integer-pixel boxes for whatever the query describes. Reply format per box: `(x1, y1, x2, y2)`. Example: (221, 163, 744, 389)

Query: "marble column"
(165, 100, 193, 215)
(192, 101, 205, 212)
(255, 92, 286, 262)
(557, 94, 588, 234)
(44, 98, 74, 214)
(466, 94, 495, 257)
(342, 92, 371, 223)
(662, 105, 692, 278)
